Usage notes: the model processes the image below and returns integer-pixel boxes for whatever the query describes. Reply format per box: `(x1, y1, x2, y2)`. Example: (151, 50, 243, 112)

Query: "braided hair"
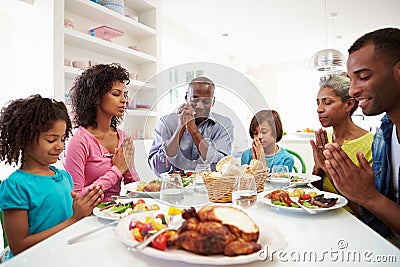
(69, 63, 130, 130)
(0, 94, 72, 166)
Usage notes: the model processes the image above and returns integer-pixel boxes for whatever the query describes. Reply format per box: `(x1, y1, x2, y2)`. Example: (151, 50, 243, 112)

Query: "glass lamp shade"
(309, 49, 346, 71)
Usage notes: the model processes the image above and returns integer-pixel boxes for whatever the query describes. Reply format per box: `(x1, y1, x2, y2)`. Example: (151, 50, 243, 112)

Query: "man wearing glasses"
(148, 76, 234, 175)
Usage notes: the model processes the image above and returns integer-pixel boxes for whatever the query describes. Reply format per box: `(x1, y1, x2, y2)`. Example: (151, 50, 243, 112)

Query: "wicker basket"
(203, 169, 268, 203)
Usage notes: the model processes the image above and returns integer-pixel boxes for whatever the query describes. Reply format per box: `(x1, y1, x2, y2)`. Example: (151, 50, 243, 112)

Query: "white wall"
(0, 0, 54, 180)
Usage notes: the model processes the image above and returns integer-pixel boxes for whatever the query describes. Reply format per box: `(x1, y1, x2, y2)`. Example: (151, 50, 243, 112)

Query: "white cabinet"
(55, 0, 160, 139)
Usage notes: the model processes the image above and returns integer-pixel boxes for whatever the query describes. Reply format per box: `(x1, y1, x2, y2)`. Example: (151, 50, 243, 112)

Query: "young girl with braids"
(0, 95, 103, 260)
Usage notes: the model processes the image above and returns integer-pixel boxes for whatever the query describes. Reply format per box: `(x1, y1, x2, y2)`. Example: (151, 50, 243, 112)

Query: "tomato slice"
(152, 232, 169, 251)
(135, 199, 145, 206)
(302, 194, 311, 201)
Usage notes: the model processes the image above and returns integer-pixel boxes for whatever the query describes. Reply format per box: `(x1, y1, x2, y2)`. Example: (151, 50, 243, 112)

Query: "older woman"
(310, 72, 374, 216)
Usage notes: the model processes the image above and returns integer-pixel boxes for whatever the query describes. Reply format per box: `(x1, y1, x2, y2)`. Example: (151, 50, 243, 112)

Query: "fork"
(132, 215, 182, 250)
(296, 201, 317, 215)
(67, 208, 144, 245)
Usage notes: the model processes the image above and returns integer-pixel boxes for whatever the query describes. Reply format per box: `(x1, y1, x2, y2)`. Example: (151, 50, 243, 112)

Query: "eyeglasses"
(188, 97, 214, 105)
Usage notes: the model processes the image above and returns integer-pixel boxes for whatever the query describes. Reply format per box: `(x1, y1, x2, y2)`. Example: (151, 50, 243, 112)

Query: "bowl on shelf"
(64, 59, 71, 67)
(125, 14, 139, 22)
(72, 61, 86, 69)
(129, 73, 139, 80)
(128, 45, 140, 51)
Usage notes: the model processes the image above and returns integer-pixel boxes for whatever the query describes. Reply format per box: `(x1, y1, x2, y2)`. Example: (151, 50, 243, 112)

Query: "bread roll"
(216, 155, 233, 173)
(249, 159, 264, 172)
(216, 156, 242, 176)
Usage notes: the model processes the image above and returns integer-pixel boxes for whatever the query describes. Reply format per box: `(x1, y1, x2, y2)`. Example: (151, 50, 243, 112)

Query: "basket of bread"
(202, 156, 269, 203)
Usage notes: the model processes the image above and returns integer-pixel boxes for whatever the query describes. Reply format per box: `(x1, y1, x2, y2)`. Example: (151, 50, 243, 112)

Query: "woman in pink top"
(63, 63, 140, 201)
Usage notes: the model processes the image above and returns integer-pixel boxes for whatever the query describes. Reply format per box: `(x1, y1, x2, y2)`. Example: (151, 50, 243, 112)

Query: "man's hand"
(177, 103, 195, 130)
(323, 143, 377, 205)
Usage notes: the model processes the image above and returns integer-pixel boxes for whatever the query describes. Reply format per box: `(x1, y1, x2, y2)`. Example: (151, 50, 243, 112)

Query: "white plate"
(260, 189, 348, 214)
(267, 173, 321, 186)
(125, 182, 160, 199)
(93, 198, 159, 221)
(115, 210, 287, 265)
(294, 132, 315, 138)
(289, 173, 321, 186)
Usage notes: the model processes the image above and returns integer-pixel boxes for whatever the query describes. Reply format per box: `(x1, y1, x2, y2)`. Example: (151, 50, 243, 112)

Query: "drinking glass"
(160, 173, 184, 205)
(232, 174, 257, 208)
(193, 163, 211, 194)
(270, 165, 290, 189)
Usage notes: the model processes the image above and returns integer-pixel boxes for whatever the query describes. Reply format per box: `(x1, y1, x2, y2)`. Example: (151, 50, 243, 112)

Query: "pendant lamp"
(309, 2, 345, 71)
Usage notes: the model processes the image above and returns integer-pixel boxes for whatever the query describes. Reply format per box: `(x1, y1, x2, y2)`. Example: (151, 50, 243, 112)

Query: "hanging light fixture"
(309, 1, 345, 71)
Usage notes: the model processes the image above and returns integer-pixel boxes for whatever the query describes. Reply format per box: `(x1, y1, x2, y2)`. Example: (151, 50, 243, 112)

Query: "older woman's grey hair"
(319, 72, 358, 115)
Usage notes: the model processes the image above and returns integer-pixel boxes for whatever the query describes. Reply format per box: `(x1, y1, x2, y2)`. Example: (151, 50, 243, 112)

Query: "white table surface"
(2, 191, 399, 267)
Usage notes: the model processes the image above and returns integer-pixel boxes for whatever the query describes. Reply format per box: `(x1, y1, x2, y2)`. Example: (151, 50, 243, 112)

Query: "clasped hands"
(112, 137, 135, 174)
(177, 103, 196, 130)
(311, 129, 376, 205)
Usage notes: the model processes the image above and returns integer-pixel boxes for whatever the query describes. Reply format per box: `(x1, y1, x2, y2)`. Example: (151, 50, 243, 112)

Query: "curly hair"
(249, 110, 283, 142)
(0, 94, 72, 166)
(69, 63, 130, 129)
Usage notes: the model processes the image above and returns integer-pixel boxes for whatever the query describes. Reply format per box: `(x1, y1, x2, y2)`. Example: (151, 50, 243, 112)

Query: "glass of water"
(232, 174, 257, 208)
(194, 163, 211, 194)
(160, 173, 184, 205)
(270, 165, 290, 189)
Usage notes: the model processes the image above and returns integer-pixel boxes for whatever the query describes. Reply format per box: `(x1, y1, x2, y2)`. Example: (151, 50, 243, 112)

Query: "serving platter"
(115, 211, 287, 265)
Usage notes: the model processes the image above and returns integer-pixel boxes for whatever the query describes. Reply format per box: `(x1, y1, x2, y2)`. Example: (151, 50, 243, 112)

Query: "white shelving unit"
(54, 0, 161, 140)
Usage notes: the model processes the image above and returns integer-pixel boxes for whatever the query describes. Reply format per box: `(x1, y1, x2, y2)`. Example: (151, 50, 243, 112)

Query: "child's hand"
(71, 184, 104, 221)
(252, 137, 264, 160)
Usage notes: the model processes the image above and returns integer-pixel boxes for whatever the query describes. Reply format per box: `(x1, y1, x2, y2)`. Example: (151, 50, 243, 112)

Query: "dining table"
(1, 185, 399, 267)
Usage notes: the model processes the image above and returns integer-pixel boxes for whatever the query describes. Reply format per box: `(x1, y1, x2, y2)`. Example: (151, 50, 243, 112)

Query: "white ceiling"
(161, 0, 400, 67)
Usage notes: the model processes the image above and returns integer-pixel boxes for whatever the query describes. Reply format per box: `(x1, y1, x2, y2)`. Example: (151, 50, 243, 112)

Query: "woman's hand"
(71, 184, 104, 221)
(310, 128, 329, 173)
(112, 138, 135, 174)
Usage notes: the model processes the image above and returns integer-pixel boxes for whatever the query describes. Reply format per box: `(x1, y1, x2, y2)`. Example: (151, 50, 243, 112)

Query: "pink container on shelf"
(89, 26, 124, 42)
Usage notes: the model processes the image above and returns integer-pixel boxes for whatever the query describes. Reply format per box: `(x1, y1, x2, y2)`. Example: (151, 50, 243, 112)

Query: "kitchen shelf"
(56, 0, 160, 139)
(65, 0, 156, 37)
(64, 28, 156, 63)
(64, 65, 83, 79)
(126, 109, 157, 116)
(128, 79, 156, 89)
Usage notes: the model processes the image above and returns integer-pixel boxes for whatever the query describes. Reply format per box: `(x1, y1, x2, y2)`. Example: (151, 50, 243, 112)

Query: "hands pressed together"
(112, 137, 135, 174)
(71, 184, 104, 221)
(322, 143, 377, 206)
(177, 103, 196, 130)
(251, 137, 265, 160)
(310, 129, 329, 173)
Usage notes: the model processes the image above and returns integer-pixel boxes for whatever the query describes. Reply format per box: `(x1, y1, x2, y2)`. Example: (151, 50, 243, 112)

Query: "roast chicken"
(168, 206, 261, 256)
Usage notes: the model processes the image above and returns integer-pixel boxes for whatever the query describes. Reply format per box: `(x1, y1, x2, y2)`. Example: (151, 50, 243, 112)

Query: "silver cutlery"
(306, 182, 322, 193)
(132, 215, 182, 250)
(296, 201, 317, 215)
(67, 208, 144, 245)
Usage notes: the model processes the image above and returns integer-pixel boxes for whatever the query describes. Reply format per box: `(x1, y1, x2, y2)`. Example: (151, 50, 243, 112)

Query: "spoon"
(132, 214, 182, 250)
